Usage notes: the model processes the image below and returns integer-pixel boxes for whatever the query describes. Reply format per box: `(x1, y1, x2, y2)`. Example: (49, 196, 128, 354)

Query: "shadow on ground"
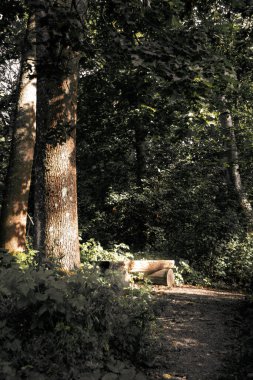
(144, 286, 245, 380)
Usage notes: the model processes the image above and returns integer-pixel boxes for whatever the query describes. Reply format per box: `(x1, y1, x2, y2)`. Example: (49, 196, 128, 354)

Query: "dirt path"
(145, 286, 245, 380)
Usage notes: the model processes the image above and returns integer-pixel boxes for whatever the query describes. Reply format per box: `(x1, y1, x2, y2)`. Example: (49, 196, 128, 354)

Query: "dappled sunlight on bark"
(0, 100, 36, 252)
(34, 0, 80, 269)
(0, 13, 36, 253)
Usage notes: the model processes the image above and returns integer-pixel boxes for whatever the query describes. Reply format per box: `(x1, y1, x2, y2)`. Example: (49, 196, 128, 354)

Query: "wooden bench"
(99, 260, 175, 287)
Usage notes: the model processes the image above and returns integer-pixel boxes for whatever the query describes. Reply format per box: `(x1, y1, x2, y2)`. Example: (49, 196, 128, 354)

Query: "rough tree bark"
(0, 14, 36, 252)
(34, 0, 81, 269)
(219, 110, 253, 231)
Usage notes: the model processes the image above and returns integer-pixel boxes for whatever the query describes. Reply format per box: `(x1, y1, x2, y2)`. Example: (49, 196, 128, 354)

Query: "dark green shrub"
(0, 251, 155, 380)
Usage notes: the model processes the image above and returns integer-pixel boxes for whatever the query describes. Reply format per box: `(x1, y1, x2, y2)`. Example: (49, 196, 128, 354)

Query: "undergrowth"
(0, 250, 155, 380)
(80, 239, 134, 263)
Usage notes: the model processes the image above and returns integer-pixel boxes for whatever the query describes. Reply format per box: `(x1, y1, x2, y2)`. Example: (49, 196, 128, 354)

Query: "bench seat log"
(128, 260, 175, 274)
(98, 260, 175, 287)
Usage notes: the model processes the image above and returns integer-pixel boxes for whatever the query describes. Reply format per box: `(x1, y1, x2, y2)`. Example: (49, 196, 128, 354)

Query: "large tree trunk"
(0, 14, 36, 252)
(219, 110, 253, 230)
(34, 1, 80, 269)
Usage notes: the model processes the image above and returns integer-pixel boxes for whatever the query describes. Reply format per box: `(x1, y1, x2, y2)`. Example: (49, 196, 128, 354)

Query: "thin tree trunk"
(219, 110, 253, 230)
(34, 1, 80, 269)
(134, 122, 147, 189)
(0, 14, 36, 252)
(133, 122, 147, 248)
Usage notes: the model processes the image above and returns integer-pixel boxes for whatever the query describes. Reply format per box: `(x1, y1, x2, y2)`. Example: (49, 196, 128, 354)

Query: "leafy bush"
(205, 234, 253, 289)
(80, 238, 134, 263)
(174, 259, 212, 287)
(0, 251, 155, 380)
(172, 232, 253, 290)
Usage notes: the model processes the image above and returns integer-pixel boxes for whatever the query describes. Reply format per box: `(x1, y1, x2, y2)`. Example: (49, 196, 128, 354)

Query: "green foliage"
(206, 234, 253, 288)
(174, 259, 212, 287)
(173, 233, 253, 289)
(0, 251, 155, 379)
(14, 244, 38, 270)
(80, 239, 134, 263)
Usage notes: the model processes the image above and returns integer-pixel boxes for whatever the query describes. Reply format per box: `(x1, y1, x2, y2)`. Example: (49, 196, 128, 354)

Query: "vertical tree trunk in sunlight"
(219, 110, 253, 232)
(34, 0, 81, 269)
(0, 14, 36, 252)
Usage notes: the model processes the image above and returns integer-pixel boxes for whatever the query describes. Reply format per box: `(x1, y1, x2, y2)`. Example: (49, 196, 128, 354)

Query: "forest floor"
(142, 285, 249, 380)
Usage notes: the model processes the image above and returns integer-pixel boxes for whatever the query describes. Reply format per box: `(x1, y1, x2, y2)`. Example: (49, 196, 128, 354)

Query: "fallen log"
(146, 268, 175, 287)
(97, 260, 175, 287)
(128, 260, 174, 274)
